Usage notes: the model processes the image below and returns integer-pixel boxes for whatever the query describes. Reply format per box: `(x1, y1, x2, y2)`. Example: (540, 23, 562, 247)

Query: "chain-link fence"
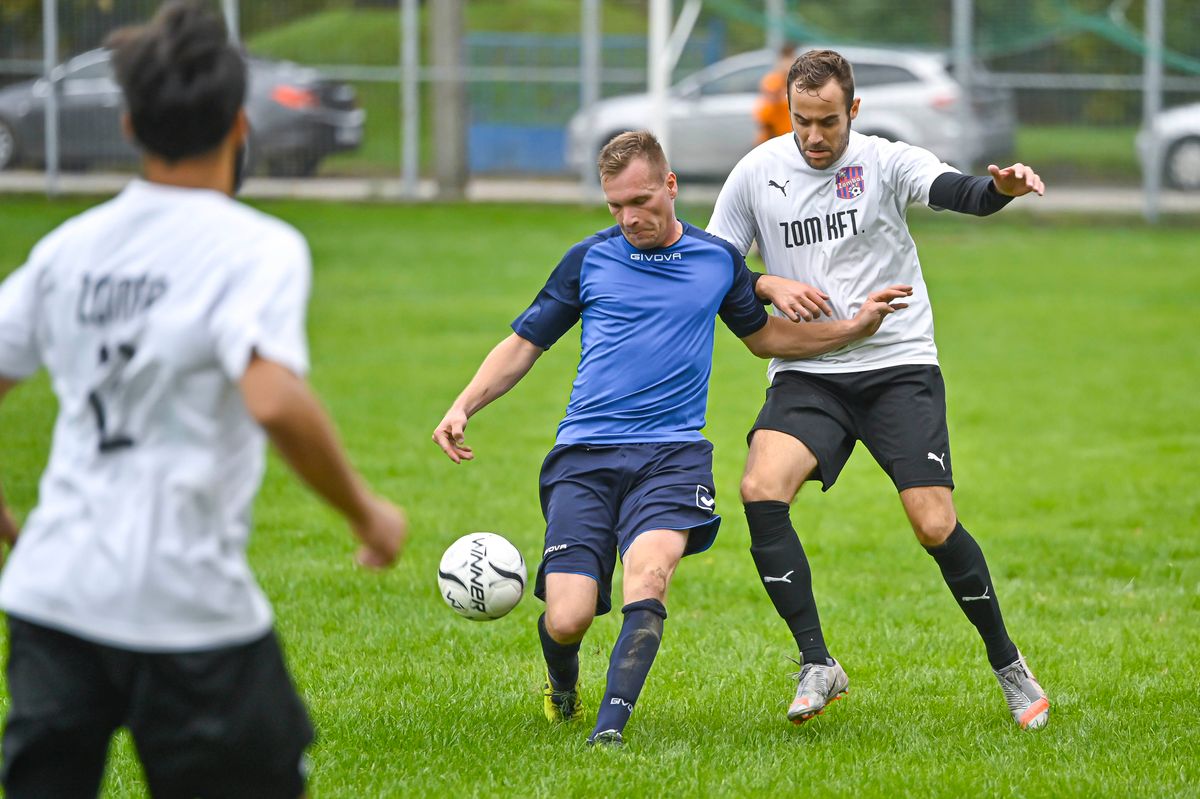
(2, 0, 1198, 213)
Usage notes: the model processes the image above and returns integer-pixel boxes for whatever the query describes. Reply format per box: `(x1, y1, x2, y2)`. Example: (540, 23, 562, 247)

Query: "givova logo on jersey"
(835, 165, 865, 199)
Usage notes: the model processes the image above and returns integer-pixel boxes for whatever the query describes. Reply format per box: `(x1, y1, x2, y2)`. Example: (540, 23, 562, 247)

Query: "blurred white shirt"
(0, 179, 310, 651)
(708, 130, 956, 378)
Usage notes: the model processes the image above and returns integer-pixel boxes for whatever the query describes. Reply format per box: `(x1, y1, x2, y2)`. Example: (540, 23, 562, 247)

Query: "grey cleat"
(586, 729, 624, 748)
(994, 651, 1049, 730)
(787, 659, 849, 724)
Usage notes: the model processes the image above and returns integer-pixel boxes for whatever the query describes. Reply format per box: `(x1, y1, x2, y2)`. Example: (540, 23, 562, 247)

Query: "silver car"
(1137, 102, 1200, 191)
(567, 45, 1015, 178)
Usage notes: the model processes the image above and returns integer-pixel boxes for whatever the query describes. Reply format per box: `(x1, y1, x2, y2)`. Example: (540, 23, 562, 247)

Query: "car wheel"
(1164, 136, 1200, 191)
(0, 119, 18, 170)
(266, 153, 320, 178)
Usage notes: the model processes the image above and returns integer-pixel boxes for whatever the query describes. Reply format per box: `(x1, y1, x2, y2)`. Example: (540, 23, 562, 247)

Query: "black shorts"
(749, 365, 954, 492)
(534, 441, 721, 616)
(2, 617, 314, 799)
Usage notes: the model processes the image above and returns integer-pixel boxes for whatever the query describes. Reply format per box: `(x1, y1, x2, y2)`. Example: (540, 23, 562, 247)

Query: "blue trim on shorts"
(618, 514, 723, 558)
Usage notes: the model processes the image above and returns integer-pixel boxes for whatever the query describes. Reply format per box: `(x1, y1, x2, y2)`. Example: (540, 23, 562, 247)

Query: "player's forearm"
(452, 333, 542, 419)
(241, 360, 373, 527)
(0, 483, 17, 546)
(745, 316, 863, 359)
(0, 379, 16, 545)
(928, 173, 1014, 216)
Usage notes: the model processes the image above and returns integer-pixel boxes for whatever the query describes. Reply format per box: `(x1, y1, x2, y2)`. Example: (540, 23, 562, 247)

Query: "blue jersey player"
(432, 131, 911, 747)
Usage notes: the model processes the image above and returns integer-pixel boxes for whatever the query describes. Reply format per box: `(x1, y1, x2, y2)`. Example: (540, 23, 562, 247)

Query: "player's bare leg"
(902, 486, 1048, 729)
(588, 529, 687, 747)
(540, 573, 597, 723)
(740, 431, 846, 722)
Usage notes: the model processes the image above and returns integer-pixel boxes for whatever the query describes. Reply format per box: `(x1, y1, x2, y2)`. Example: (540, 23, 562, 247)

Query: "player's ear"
(120, 112, 134, 143)
(849, 97, 861, 121)
(666, 171, 678, 199)
(230, 107, 249, 146)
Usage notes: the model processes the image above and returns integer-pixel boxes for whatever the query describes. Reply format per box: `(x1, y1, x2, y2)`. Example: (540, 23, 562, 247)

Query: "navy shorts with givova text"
(750, 365, 955, 492)
(534, 441, 721, 616)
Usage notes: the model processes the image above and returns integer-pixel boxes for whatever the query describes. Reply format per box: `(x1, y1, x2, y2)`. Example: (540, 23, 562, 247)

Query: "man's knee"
(901, 487, 957, 547)
(909, 508, 957, 547)
(543, 605, 593, 643)
(740, 432, 816, 503)
(740, 470, 778, 503)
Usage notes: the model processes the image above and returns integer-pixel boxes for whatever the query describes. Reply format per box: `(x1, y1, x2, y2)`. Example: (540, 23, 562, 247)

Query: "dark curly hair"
(787, 49, 855, 112)
(107, 0, 246, 161)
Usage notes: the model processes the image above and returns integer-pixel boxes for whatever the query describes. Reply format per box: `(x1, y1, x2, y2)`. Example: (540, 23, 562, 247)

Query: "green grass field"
(1, 197, 1198, 797)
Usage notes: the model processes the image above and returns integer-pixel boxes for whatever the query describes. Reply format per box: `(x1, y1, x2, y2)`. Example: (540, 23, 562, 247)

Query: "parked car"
(1137, 102, 1200, 191)
(567, 45, 1015, 178)
(0, 48, 364, 177)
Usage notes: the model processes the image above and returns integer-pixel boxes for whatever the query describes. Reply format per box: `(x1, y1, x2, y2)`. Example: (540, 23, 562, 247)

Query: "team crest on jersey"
(835, 165, 865, 199)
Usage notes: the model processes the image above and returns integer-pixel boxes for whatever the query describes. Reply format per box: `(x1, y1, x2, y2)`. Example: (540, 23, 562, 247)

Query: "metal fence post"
(1142, 0, 1164, 223)
(952, 0, 974, 175)
(401, 0, 419, 197)
(766, 0, 786, 52)
(221, 0, 239, 42)
(42, 0, 59, 197)
(432, 0, 467, 199)
(580, 0, 601, 189)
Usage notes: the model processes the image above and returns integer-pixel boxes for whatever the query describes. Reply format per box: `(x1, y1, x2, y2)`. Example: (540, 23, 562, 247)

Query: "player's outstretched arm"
(754, 274, 833, 322)
(740, 285, 912, 359)
(432, 333, 544, 464)
(240, 355, 407, 570)
(988, 163, 1045, 197)
(0, 378, 22, 551)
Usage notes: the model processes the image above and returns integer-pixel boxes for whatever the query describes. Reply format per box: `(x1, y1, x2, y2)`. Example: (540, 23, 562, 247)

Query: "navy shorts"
(534, 441, 721, 616)
(749, 365, 954, 492)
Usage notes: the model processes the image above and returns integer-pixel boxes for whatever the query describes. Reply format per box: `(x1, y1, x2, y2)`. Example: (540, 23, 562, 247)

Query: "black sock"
(924, 522, 1019, 670)
(591, 599, 667, 738)
(538, 613, 581, 691)
(744, 500, 830, 665)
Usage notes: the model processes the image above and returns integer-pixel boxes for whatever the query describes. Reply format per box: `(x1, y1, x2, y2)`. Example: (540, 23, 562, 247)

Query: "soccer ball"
(437, 532, 527, 621)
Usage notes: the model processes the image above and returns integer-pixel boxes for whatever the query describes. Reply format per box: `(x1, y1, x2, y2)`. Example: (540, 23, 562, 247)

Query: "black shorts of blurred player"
(1, 617, 313, 799)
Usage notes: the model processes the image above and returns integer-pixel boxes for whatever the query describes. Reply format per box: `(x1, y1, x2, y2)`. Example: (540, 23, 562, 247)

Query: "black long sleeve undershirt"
(928, 172, 1014, 216)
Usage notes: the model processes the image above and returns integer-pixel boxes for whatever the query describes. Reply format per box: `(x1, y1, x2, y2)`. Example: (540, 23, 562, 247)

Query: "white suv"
(567, 45, 1015, 178)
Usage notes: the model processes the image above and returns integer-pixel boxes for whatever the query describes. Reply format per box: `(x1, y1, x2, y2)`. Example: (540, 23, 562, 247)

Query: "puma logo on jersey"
(768, 179, 789, 197)
(763, 571, 794, 584)
(962, 586, 991, 602)
(927, 452, 946, 470)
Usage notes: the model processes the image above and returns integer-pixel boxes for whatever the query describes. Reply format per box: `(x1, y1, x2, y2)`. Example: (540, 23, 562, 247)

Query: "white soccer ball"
(437, 532, 527, 621)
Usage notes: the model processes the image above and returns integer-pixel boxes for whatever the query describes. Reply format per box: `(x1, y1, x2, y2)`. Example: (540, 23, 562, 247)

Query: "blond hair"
(597, 130, 669, 183)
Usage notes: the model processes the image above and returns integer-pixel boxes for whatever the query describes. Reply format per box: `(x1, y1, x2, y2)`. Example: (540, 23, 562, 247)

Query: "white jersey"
(0, 179, 310, 652)
(708, 130, 956, 377)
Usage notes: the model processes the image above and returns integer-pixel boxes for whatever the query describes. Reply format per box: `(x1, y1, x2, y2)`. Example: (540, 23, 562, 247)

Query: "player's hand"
(0, 507, 19, 568)
(988, 163, 1045, 197)
(353, 495, 407, 570)
(432, 406, 474, 464)
(852, 285, 912, 338)
(0, 507, 18, 547)
(756, 274, 833, 322)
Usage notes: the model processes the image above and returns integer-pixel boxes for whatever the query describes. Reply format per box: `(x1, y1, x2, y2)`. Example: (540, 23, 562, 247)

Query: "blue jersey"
(512, 222, 768, 445)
